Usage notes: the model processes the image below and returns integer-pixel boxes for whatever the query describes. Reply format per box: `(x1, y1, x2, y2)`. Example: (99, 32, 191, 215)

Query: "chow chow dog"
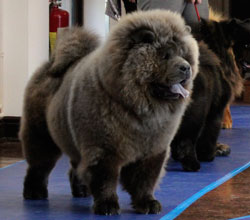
(171, 17, 250, 171)
(209, 15, 250, 129)
(223, 18, 250, 128)
(20, 10, 199, 215)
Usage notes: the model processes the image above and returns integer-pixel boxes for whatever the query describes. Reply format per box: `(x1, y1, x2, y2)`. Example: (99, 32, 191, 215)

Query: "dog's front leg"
(120, 151, 166, 214)
(82, 156, 121, 215)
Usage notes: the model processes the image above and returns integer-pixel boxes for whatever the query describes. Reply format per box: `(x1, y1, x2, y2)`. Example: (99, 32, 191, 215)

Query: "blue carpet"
(0, 105, 250, 220)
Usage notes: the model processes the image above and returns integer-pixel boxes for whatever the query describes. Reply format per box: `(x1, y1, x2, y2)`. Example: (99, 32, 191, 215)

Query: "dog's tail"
(48, 27, 100, 77)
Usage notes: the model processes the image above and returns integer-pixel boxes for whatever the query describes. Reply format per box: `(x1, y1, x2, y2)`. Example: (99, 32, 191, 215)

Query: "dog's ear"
(229, 18, 239, 25)
(228, 18, 242, 37)
(130, 28, 155, 44)
(241, 18, 250, 30)
(229, 18, 250, 41)
(242, 18, 250, 24)
(230, 18, 250, 26)
(228, 18, 250, 29)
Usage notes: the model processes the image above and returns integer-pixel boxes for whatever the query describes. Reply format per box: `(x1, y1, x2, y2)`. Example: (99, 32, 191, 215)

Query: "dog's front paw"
(93, 199, 120, 215)
(23, 185, 48, 200)
(133, 199, 162, 214)
(221, 121, 232, 129)
(181, 156, 200, 172)
(216, 143, 231, 156)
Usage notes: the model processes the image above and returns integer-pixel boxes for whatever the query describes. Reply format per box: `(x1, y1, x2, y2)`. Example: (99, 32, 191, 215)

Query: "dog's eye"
(158, 49, 172, 60)
(162, 52, 171, 60)
(245, 44, 250, 48)
(158, 47, 174, 60)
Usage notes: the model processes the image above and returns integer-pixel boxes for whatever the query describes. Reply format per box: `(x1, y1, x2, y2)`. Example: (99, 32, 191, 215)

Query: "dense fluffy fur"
(20, 10, 199, 215)
(222, 19, 250, 129)
(171, 18, 250, 171)
(49, 27, 100, 77)
(209, 13, 250, 129)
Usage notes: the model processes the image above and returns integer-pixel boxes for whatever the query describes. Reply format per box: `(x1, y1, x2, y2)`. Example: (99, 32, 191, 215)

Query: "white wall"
(0, 0, 3, 114)
(0, 0, 109, 117)
(84, 0, 108, 40)
(0, 0, 49, 117)
(28, 0, 49, 78)
(1, 0, 29, 117)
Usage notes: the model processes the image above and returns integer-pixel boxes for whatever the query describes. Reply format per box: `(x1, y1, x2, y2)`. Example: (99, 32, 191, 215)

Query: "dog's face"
(123, 28, 194, 100)
(102, 10, 199, 111)
(231, 19, 250, 77)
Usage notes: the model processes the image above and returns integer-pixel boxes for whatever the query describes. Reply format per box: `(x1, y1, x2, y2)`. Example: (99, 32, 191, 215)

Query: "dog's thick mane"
(207, 8, 244, 98)
(192, 18, 243, 100)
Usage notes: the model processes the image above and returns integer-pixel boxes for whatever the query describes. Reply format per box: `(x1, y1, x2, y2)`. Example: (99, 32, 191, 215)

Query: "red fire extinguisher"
(49, 0, 69, 53)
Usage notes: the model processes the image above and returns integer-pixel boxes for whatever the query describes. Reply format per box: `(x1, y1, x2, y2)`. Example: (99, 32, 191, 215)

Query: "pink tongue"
(170, 83, 190, 98)
(244, 62, 250, 68)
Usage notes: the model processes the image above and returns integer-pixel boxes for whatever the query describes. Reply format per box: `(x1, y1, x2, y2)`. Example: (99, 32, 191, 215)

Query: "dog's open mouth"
(151, 80, 190, 100)
(242, 61, 250, 72)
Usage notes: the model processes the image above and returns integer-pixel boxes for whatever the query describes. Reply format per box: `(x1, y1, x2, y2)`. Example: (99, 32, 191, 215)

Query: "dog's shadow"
(166, 158, 184, 172)
(22, 194, 139, 218)
(23, 194, 92, 218)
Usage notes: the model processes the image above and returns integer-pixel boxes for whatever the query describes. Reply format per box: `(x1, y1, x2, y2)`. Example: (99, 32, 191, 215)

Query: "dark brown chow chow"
(171, 18, 250, 171)
(222, 19, 250, 129)
(19, 10, 199, 215)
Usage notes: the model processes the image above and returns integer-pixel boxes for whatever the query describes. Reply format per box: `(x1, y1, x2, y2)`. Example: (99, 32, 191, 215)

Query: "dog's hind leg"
(120, 151, 166, 214)
(21, 123, 62, 200)
(196, 114, 224, 162)
(69, 160, 90, 197)
(221, 105, 233, 129)
(170, 109, 206, 172)
(171, 138, 200, 172)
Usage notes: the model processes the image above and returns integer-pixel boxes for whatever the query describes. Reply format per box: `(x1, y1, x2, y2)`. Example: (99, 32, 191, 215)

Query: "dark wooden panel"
(0, 117, 20, 141)
(0, 141, 23, 168)
(72, 0, 83, 26)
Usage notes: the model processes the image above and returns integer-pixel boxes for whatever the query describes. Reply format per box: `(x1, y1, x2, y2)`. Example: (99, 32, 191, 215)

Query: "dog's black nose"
(179, 64, 191, 79)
